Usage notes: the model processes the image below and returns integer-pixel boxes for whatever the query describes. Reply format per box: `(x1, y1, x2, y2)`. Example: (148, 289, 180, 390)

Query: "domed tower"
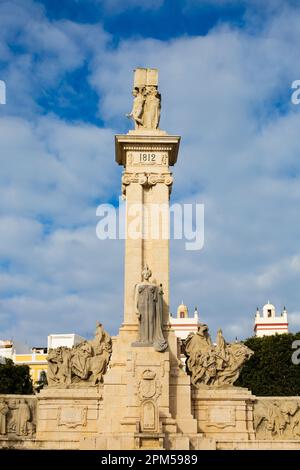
(177, 301, 188, 319)
(169, 302, 199, 340)
(254, 301, 288, 337)
(262, 302, 276, 319)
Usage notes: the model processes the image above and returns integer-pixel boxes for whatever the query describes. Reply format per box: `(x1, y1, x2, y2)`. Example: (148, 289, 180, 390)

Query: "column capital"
(115, 134, 180, 167)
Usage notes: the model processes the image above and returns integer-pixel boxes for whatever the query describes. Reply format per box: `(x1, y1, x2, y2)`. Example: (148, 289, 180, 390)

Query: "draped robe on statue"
(16, 401, 30, 436)
(0, 401, 8, 434)
(136, 283, 167, 352)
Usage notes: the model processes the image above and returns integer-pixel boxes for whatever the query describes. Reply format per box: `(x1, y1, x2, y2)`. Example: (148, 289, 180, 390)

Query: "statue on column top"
(126, 86, 145, 129)
(126, 68, 161, 131)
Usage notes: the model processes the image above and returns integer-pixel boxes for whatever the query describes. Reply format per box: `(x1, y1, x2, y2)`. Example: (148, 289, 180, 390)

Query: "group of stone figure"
(127, 85, 161, 130)
(184, 324, 253, 387)
(47, 322, 112, 386)
(0, 398, 34, 436)
(254, 400, 300, 439)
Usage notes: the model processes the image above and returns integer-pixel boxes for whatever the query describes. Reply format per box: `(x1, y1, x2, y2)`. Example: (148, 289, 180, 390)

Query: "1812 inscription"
(126, 152, 168, 166)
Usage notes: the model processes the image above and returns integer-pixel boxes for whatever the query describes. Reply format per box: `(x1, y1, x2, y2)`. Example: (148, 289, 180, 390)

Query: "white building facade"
(0, 340, 13, 361)
(47, 333, 85, 350)
(254, 302, 288, 337)
(169, 303, 199, 340)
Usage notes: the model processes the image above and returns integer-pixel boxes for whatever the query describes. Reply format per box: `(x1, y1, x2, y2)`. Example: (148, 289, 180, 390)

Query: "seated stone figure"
(47, 322, 112, 387)
(184, 324, 253, 387)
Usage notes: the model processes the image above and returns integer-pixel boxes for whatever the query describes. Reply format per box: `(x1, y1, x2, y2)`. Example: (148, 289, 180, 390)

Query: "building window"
(180, 312, 185, 318)
(268, 309, 272, 317)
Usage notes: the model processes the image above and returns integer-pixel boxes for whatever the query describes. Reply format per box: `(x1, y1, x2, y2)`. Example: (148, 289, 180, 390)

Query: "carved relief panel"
(136, 369, 162, 433)
(0, 396, 36, 438)
(254, 399, 300, 440)
(57, 406, 87, 429)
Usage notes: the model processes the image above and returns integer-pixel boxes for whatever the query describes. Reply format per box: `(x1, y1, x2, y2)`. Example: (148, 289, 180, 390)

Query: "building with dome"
(254, 302, 288, 337)
(169, 302, 199, 340)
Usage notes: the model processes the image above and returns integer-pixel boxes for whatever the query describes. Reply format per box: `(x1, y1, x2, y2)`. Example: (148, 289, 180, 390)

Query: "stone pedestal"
(94, 129, 198, 450)
(94, 327, 197, 450)
(115, 133, 180, 329)
(192, 387, 255, 442)
(36, 387, 103, 447)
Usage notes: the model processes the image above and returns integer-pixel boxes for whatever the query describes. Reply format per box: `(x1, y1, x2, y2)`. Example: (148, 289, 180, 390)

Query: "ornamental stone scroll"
(121, 172, 173, 197)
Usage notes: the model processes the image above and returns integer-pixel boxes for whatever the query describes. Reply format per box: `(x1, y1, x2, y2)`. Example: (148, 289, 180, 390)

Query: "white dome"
(263, 302, 275, 310)
(177, 302, 188, 318)
(262, 302, 276, 318)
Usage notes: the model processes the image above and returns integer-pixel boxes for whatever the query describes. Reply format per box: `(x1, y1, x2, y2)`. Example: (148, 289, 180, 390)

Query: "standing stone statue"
(16, 399, 31, 436)
(0, 399, 9, 435)
(134, 265, 167, 352)
(126, 68, 161, 131)
(215, 328, 229, 371)
(126, 87, 145, 129)
(143, 86, 161, 130)
(88, 322, 112, 385)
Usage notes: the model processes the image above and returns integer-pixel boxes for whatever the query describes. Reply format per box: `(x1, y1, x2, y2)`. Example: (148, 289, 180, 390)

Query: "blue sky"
(40, 0, 246, 39)
(1, 0, 300, 346)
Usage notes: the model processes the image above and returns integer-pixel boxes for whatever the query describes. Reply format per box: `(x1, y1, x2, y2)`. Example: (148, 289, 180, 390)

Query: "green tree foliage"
(235, 332, 300, 396)
(0, 358, 33, 394)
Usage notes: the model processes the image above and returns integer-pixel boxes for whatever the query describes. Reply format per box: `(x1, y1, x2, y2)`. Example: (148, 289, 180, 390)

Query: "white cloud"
(0, 1, 109, 116)
(0, 115, 119, 224)
(1, 1, 300, 346)
(85, 7, 300, 340)
(184, 0, 296, 9)
(100, 0, 164, 13)
(0, 223, 124, 345)
(289, 312, 300, 329)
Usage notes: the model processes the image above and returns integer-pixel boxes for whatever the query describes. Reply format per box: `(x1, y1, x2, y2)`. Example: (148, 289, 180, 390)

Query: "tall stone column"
(115, 133, 180, 333)
(99, 69, 197, 450)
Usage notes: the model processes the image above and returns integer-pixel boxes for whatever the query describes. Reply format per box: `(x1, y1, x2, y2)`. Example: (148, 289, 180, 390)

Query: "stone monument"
(184, 324, 255, 442)
(4, 67, 299, 451)
(35, 322, 112, 446)
(97, 67, 198, 450)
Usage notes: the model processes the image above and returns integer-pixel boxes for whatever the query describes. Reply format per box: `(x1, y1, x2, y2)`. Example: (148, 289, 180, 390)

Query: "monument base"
(93, 328, 197, 449)
(36, 387, 103, 444)
(192, 387, 255, 441)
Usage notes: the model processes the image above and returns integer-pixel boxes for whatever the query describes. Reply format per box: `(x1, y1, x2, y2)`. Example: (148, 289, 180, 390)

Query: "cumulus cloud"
(0, 115, 118, 223)
(289, 312, 300, 328)
(99, 0, 164, 13)
(184, 0, 298, 9)
(1, 0, 300, 346)
(0, 0, 109, 116)
(85, 6, 300, 337)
